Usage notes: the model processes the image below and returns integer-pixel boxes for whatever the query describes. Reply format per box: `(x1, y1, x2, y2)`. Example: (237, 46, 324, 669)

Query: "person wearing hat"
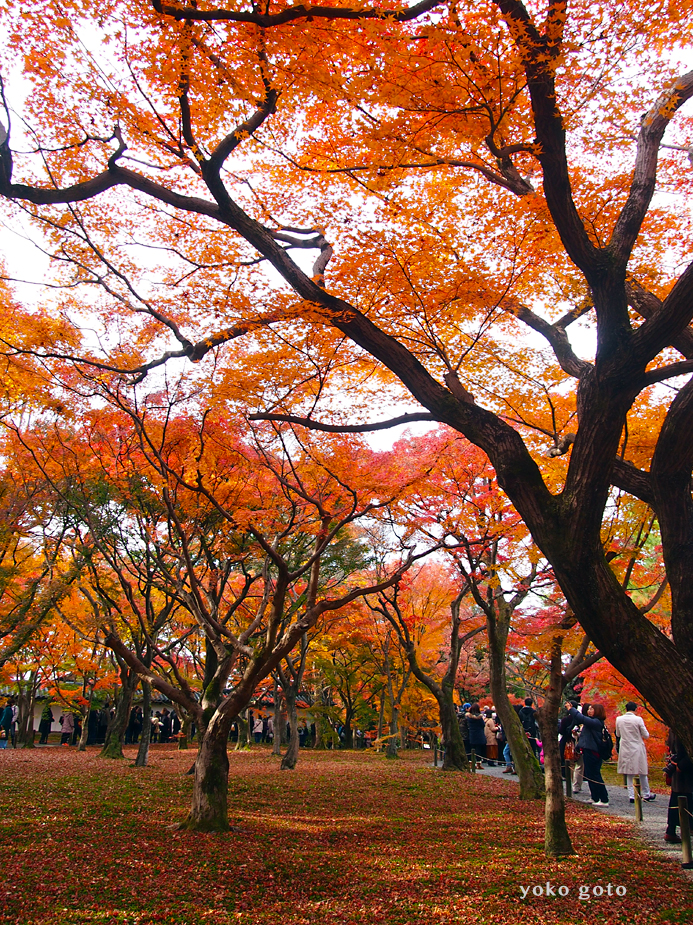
(458, 703, 472, 758)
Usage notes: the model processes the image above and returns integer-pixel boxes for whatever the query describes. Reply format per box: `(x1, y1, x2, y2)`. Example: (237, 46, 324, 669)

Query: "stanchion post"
(565, 761, 573, 798)
(470, 749, 476, 773)
(434, 744, 438, 768)
(634, 776, 643, 822)
(678, 796, 693, 869)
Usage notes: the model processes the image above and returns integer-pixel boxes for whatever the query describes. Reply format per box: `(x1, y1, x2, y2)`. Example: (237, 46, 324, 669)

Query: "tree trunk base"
(179, 813, 230, 833)
(545, 807, 575, 857)
(100, 741, 125, 759)
(442, 741, 469, 772)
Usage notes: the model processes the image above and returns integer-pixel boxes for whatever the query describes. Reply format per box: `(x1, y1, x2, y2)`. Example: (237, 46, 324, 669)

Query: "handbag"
(664, 754, 677, 786)
(598, 723, 614, 761)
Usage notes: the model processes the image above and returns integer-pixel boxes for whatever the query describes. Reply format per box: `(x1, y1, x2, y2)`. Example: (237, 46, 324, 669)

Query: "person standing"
(125, 706, 138, 745)
(59, 711, 75, 746)
(458, 704, 471, 758)
(559, 699, 579, 780)
(0, 700, 12, 749)
(466, 704, 486, 763)
(571, 704, 589, 793)
(566, 702, 610, 805)
(9, 698, 18, 748)
(665, 730, 693, 844)
(519, 698, 540, 757)
(484, 709, 499, 765)
(615, 702, 656, 803)
(160, 708, 172, 744)
(38, 701, 54, 745)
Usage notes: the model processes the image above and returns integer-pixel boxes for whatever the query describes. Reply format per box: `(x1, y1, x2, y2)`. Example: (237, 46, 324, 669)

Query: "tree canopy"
(0, 0, 692, 752)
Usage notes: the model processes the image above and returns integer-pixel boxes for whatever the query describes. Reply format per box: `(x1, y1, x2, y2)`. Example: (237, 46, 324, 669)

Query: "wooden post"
(565, 760, 572, 798)
(470, 749, 476, 773)
(679, 796, 693, 869)
(434, 744, 438, 767)
(634, 776, 643, 822)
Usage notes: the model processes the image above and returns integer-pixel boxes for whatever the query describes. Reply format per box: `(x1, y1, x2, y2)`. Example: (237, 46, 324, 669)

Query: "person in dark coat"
(466, 703, 486, 762)
(125, 707, 137, 745)
(519, 698, 540, 757)
(97, 704, 111, 745)
(0, 700, 12, 749)
(665, 730, 693, 843)
(566, 703, 609, 805)
(458, 703, 471, 757)
(87, 709, 100, 746)
(160, 708, 172, 743)
(38, 701, 54, 745)
(558, 699, 579, 779)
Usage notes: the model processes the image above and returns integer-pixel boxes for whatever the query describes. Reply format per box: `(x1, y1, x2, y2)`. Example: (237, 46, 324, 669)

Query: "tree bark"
(273, 680, 282, 756)
(280, 687, 299, 770)
(17, 671, 38, 748)
(385, 704, 399, 759)
(182, 713, 230, 832)
(77, 683, 95, 752)
(376, 588, 471, 771)
(537, 636, 574, 856)
(439, 684, 468, 771)
(234, 709, 249, 750)
(486, 606, 545, 800)
(135, 680, 152, 767)
(101, 667, 136, 759)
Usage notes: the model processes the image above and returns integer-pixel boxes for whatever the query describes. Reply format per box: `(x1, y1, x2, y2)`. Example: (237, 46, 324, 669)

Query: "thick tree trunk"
(385, 705, 399, 759)
(377, 693, 385, 738)
(538, 637, 574, 856)
(101, 669, 136, 759)
(273, 683, 282, 756)
(343, 714, 354, 749)
(235, 710, 249, 750)
(182, 714, 230, 832)
(487, 611, 544, 800)
(17, 672, 38, 748)
(439, 686, 468, 771)
(135, 681, 152, 768)
(281, 688, 299, 770)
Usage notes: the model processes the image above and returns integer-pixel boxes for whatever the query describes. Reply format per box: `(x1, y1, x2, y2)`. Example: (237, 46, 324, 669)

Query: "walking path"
(470, 761, 692, 873)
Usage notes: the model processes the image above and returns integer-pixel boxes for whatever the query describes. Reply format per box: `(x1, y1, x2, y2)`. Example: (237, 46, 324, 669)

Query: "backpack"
(599, 722, 614, 761)
(520, 707, 538, 738)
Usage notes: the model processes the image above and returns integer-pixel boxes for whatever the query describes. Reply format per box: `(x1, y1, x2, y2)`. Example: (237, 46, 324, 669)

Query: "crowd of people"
(5, 690, 693, 846)
(456, 696, 693, 845)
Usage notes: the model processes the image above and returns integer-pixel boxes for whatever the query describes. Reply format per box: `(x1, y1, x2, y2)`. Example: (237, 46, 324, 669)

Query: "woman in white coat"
(615, 702, 656, 802)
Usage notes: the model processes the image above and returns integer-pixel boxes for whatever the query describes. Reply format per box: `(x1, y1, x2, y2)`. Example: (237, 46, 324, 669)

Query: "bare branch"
(248, 411, 434, 432)
(610, 71, 693, 266)
(152, 0, 446, 27)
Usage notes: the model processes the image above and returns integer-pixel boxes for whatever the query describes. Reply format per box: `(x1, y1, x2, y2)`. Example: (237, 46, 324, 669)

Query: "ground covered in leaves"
(0, 747, 691, 925)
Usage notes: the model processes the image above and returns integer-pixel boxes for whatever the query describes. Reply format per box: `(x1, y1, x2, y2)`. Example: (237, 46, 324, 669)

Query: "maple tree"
(10, 389, 429, 829)
(386, 428, 545, 791)
(0, 0, 692, 756)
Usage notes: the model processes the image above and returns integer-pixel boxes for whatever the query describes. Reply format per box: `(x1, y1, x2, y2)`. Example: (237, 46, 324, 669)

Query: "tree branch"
(152, 0, 446, 27)
(247, 411, 434, 432)
(610, 71, 693, 267)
